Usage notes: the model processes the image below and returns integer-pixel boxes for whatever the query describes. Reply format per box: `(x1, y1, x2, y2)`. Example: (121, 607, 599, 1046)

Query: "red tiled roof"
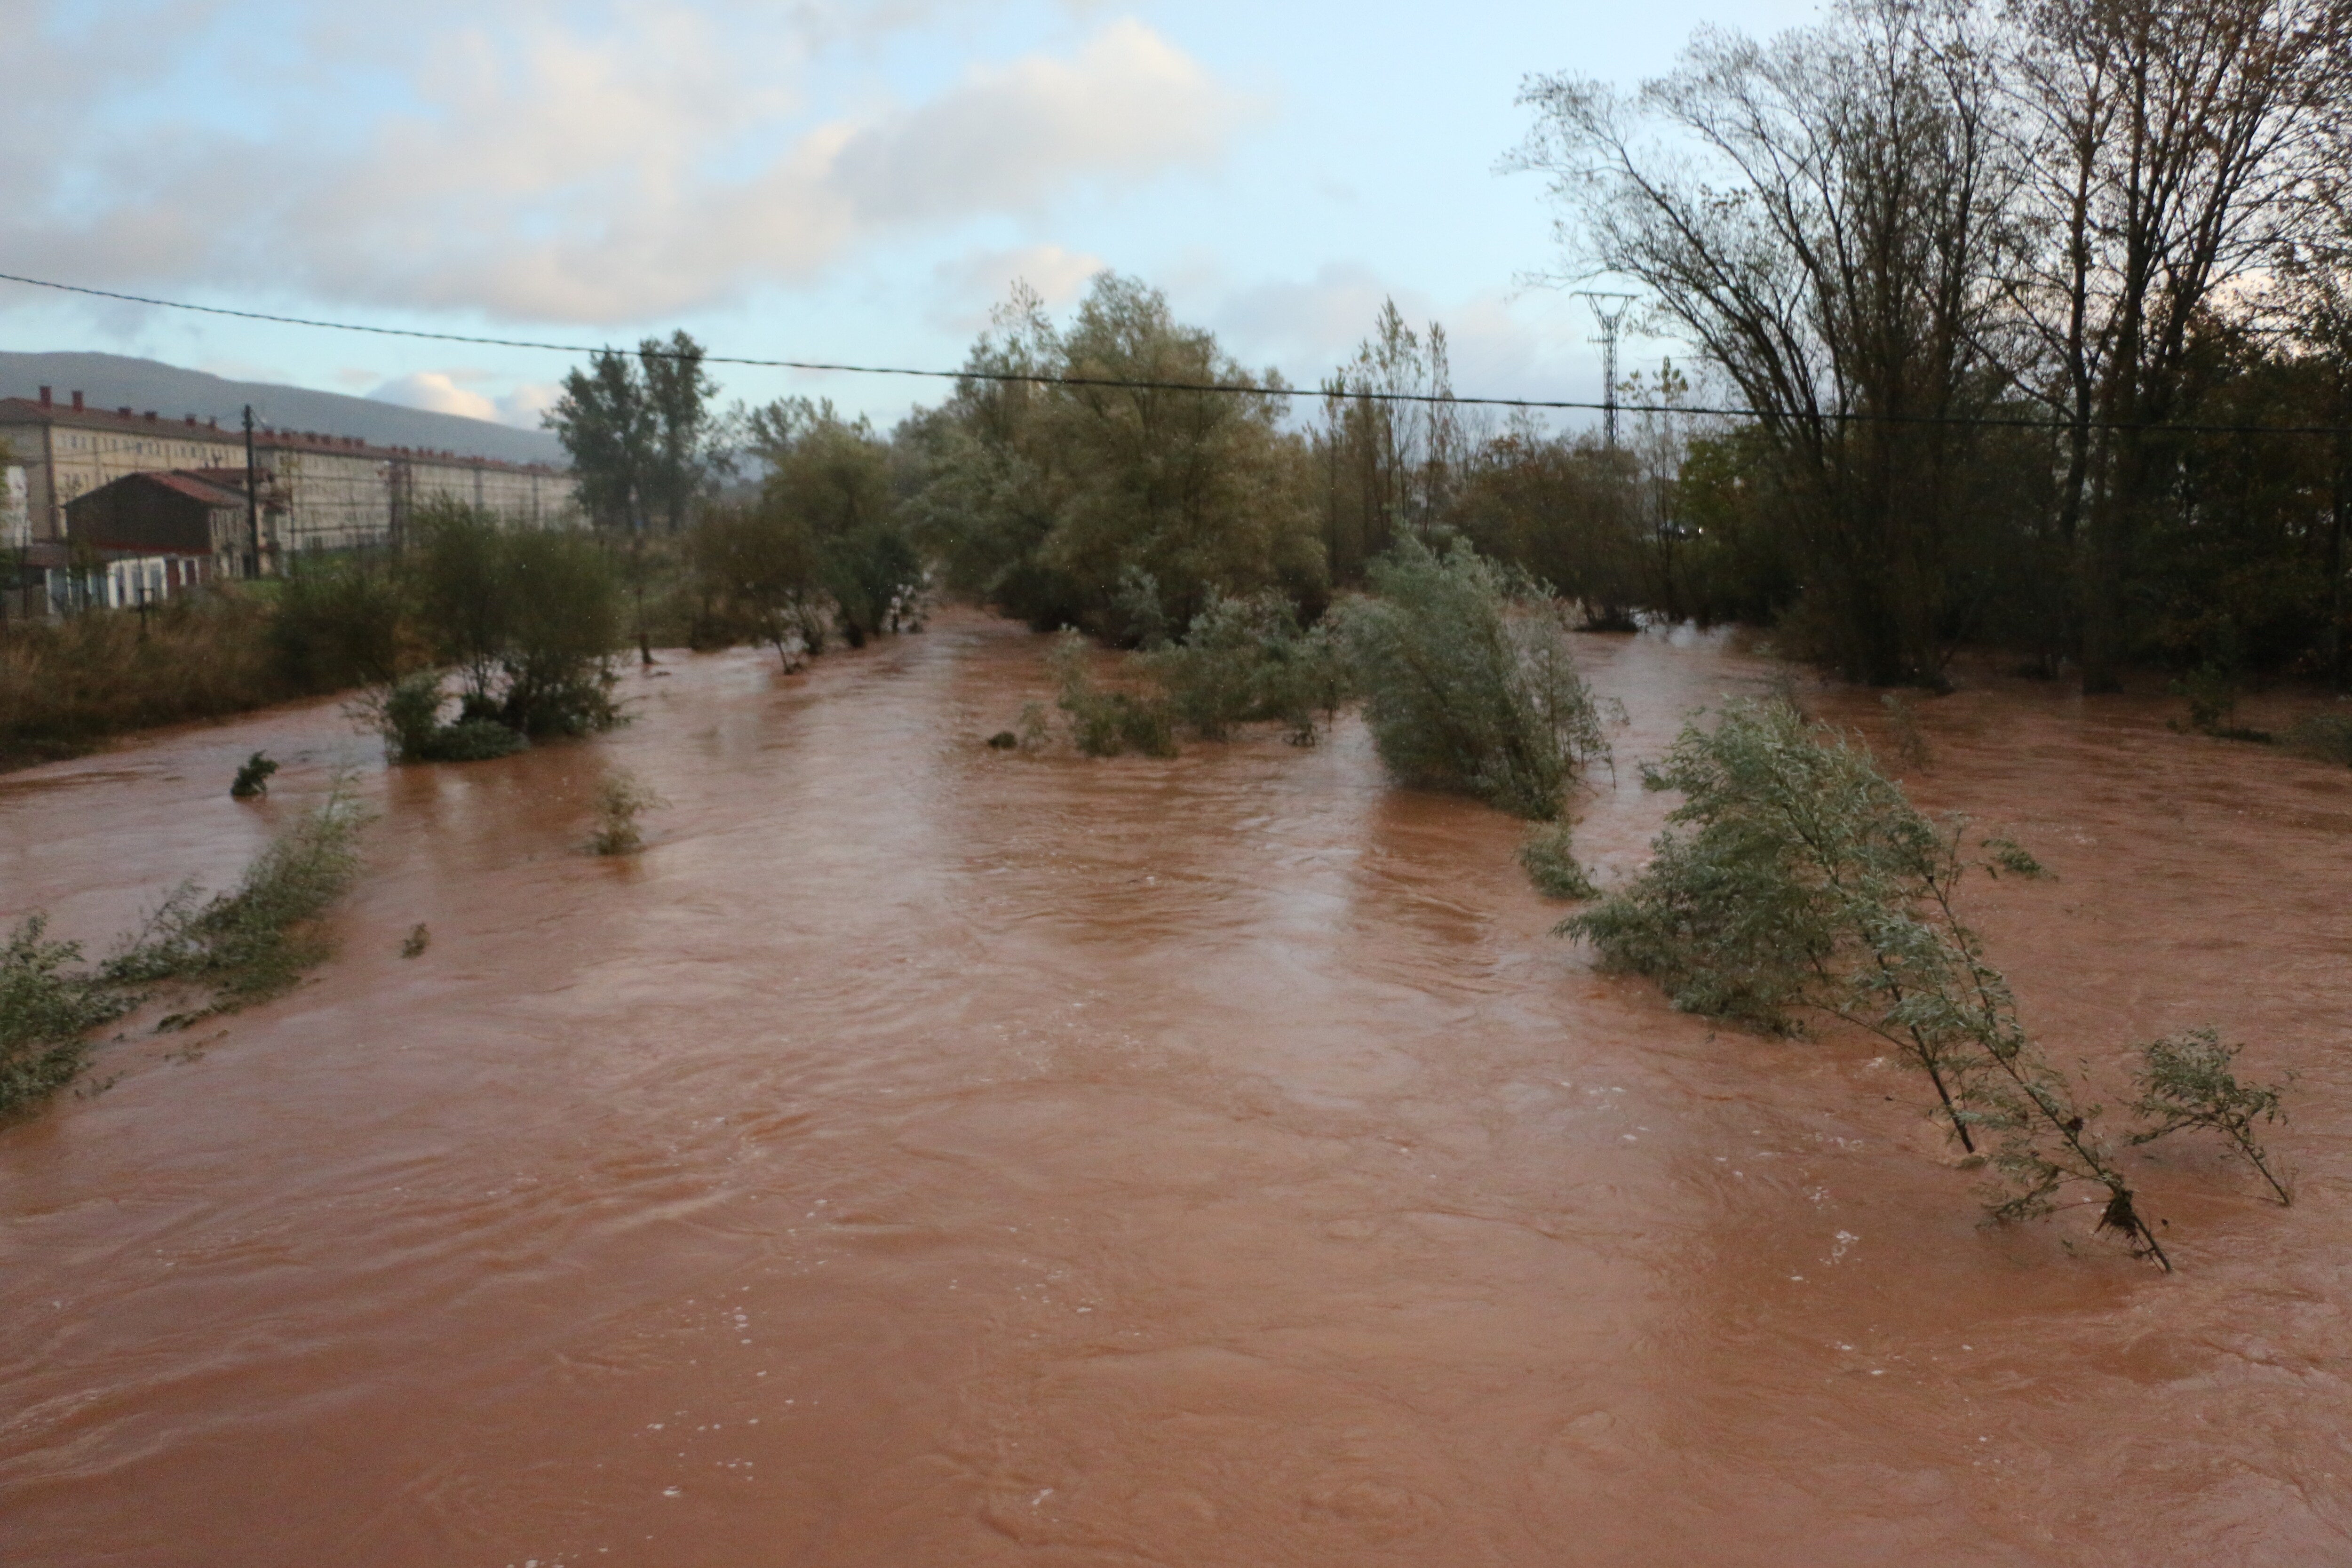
(140, 470, 252, 509)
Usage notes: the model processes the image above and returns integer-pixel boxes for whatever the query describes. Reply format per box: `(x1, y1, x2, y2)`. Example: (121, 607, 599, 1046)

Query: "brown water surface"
(3, 613, 2347, 1566)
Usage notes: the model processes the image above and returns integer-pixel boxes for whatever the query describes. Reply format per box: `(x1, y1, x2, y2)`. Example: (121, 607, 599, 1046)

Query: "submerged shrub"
(411, 503, 624, 739)
(1562, 698, 2226, 1269)
(1146, 592, 1346, 745)
(1049, 629, 1179, 758)
(1334, 537, 1607, 820)
(230, 751, 279, 799)
(588, 770, 663, 856)
(1518, 821, 1599, 901)
(0, 917, 131, 1115)
(374, 674, 526, 764)
(106, 783, 370, 1014)
(2, 786, 373, 1114)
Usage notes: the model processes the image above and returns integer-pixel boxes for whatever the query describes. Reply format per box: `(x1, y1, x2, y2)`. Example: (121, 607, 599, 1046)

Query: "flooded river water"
(2, 611, 2347, 1566)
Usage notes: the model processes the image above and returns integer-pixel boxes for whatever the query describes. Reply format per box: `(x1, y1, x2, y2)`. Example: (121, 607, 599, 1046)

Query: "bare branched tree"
(1513, 0, 2024, 685)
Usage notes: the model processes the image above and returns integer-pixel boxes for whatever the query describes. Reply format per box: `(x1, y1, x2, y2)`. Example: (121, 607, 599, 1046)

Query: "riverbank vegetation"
(0, 785, 368, 1116)
(1565, 700, 2293, 1266)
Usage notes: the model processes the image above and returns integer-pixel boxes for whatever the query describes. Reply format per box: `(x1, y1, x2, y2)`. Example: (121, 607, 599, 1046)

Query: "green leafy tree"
(547, 333, 724, 534)
(907, 274, 1324, 637)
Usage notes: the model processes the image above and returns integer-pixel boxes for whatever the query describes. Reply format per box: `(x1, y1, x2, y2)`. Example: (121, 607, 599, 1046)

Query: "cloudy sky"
(0, 0, 1819, 432)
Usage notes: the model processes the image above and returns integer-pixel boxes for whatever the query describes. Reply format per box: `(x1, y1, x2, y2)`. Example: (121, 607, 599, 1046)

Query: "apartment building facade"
(1, 385, 577, 611)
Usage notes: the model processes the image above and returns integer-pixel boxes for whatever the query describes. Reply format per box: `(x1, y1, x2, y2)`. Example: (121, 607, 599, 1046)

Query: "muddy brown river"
(2, 612, 2347, 1566)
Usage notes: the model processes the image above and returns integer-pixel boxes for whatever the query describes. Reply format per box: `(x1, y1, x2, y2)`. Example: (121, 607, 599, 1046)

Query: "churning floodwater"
(2, 611, 2347, 1566)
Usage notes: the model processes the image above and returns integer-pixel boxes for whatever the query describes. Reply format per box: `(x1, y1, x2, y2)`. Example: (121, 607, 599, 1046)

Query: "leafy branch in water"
(1563, 698, 2288, 1270)
(2131, 1029, 2293, 1205)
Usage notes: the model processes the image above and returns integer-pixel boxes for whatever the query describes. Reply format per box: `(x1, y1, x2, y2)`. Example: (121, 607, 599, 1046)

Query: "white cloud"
(932, 242, 1106, 328)
(0, 7, 1255, 326)
(370, 371, 563, 429)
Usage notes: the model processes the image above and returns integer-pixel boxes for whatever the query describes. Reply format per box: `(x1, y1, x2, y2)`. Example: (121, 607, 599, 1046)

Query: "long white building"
(1, 385, 578, 609)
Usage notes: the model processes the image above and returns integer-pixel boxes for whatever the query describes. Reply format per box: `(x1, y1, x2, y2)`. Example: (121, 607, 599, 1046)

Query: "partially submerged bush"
(2169, 662, 2272, 743)
(588, 770, 663, 855)
(1334, 537, 1607, 820)
(106, 783, 370, 1014)
(230, 751, 279, 799)
(0, 917, 130, 1115)
(2, 787, 371, 1114)
(374, 674, 526, 764)
(1519, 821, 1599, 901)
(411, 502, 624, 738)
(1146, 592, 1345, 745)
(1879, 692, 1932, 773)
(1563, 698, 2281, 1269)
(1049, 630, 1178, 758)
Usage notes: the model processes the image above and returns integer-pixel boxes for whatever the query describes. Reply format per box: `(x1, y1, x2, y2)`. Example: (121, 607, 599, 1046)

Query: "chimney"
(37, 385, 50, 407)
(119, 406, 132, 418)
(144, 411, 158, 422)
(71, 390, 83, 412)
(185, 414, 197, 428)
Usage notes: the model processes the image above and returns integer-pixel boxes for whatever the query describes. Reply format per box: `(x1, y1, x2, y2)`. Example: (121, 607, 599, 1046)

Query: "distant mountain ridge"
(0, 351, 566, 466)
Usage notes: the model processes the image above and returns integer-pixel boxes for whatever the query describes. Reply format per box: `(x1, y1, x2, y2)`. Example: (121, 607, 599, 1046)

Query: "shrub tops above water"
(1334, 537, 1609, 820)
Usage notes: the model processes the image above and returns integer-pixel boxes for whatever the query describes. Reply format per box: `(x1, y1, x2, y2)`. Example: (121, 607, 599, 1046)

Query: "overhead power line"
(5, 268, 2351, 438)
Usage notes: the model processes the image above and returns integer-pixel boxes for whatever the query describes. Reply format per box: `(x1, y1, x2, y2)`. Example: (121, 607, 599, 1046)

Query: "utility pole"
(1573, 292, 1636, 451)
(242, 404, 261, 579)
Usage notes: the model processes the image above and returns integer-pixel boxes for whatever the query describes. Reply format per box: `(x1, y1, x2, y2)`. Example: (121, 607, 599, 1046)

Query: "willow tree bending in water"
(1566, 699, 2292, 1268)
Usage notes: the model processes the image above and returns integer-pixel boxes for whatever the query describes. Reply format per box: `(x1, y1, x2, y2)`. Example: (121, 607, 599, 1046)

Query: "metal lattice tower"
(1573, 293, 1636, 451)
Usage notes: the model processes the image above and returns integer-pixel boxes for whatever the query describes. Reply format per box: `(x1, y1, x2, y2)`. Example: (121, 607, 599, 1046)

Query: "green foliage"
(0, 917, 129, 1115)
(545, 332, 723, 533)
(906, 276, 1325, 635)
(822, 522, 928, 648)
(588, 770, 663, 856)
(269, 557, 416, 691)
(376, 674, 527, 763)
(689, 501, 826, 666)
(1145, 591, 1346, 745)
(2131, 1029, 2293, 1204)
(716, 399, 927, 654)
(1049, 630, 1178, 758)
(2168, 662, 2271, 741)
(230, 751, 279, 798)
(1519, 821, 1599, 900)
(1, 594, 288, 769)
(1334, 537, 1608, 820)
(1563, 699, 2189, 1266)
(105, 784, 369, 1015)
(408, 502, 623, 738)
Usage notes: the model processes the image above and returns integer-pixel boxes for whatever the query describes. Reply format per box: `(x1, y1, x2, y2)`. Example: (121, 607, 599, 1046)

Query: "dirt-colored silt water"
(3, 612, 2347, 1567)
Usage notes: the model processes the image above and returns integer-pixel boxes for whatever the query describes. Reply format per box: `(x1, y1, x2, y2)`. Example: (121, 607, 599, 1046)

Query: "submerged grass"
(103, 781, 371, 1017)
(1, 785, 370, 1115)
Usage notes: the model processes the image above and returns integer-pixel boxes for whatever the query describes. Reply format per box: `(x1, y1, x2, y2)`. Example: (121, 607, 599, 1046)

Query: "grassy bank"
(0, 595, 305, 771)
